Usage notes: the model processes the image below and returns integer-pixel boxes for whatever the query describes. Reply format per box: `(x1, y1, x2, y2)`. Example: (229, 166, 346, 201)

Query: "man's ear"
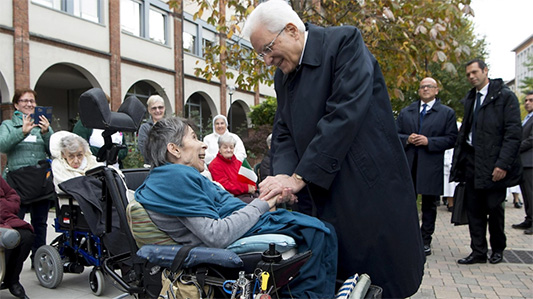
(285, 23, 299, 38)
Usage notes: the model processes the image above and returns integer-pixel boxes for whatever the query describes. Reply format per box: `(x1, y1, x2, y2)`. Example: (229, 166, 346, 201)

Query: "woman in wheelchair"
(134, 117, 338, 298)
(49, 131, 102, 193)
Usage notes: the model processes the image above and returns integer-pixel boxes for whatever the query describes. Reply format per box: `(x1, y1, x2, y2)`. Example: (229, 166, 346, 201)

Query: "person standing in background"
(137, 95, 166, 165)
(512, 91, 533, 235)
(203, 115, 247, 165)
(0, 88, 53, 267)
(451, 59, 522, 265)
(396, 77, 458, 256)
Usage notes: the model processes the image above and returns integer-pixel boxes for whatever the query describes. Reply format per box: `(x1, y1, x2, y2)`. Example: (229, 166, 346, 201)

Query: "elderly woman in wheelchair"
(129, 117, 338, 298)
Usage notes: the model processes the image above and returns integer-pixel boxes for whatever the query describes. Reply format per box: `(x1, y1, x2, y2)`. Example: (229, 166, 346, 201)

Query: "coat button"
(331, 162, 337, 169)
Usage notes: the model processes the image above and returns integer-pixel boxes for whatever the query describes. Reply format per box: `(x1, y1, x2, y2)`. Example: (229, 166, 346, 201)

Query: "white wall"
(0, 1, 13, 27)
(121, 33, 175, 69)
(29, 41, 110, 92)
(0, 34, 14, 103)
(29, 2, 109, 53)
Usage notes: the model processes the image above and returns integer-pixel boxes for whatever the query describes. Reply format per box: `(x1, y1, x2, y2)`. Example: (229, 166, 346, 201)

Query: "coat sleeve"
(271, 110, 299, 175)
(520, 122, 533, 153)
(0, 121, 26, 154)
(426, 108, 458, 152)
(137, 123, 150, 157)
(294, 28, 379, 189)
(396, 110, 410, 148)
(495, 92, 522, 171)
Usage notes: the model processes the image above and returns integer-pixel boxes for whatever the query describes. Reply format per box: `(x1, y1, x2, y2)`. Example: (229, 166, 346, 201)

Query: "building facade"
(513, 34, 533, 96)
(0, 0, 274, 140)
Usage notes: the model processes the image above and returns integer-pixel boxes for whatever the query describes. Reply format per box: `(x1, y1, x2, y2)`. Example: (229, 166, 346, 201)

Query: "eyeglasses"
(18, 99, 36, 104)
(419, 85, 437, 90)
(257, 27, 285, 61)
(150, 106, 165, 111)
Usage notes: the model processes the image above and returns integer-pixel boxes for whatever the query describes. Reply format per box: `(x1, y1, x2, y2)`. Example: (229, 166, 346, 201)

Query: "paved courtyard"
(2, 194, 532, 298)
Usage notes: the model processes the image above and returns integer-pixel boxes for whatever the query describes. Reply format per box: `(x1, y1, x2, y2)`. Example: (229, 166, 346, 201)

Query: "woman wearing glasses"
(0, 88, 54, 269)
(137, 95, 166, 165)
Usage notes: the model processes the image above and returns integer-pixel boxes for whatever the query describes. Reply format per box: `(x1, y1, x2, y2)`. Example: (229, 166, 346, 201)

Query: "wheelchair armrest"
(136, 244, 244, 269)
(0, 227, 21, 249)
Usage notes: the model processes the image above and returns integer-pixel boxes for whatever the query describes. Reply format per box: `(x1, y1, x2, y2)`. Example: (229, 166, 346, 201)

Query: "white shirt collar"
(298, 30, 309, 66)
(420, 99, 436, 112)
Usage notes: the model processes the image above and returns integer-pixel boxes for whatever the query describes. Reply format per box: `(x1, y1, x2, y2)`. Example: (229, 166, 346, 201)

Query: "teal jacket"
(0, 111, 53, 177)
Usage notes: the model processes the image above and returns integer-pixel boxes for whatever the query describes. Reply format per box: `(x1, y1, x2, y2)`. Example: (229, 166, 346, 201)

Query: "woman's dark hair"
(12, 88, 37, 107)
(146, 117, 195, 168)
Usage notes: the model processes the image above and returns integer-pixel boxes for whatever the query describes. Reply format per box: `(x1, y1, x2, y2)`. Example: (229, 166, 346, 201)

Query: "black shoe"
(447, 206, 454, 212)
(512, 221, 532, 229)
(424, 245, 432, 256)
(457, 254, 487, 265)
(0, 282, 7, 290)
(514, 201, 523, 208)
(489, 252, 503, 264)
(525, 228, 533, 235)
(8, 282, 29, 299)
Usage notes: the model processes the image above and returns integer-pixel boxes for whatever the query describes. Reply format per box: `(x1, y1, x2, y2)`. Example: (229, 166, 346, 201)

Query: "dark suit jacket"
(396, 99, 458, 195)
(271, 23, 424, 298)
(521, 114, 533, 168)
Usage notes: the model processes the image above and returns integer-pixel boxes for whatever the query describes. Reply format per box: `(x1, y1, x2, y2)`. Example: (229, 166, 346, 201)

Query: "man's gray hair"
(218, 134, 236, 147)
(242, 0, 305, 39)
(60, 134, 89, 155)
(146, 117, 191, 168)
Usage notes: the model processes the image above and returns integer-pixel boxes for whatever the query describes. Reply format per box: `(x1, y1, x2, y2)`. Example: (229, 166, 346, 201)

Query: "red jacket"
(0, 177, 33, 232)
(209, 153, 250, 196)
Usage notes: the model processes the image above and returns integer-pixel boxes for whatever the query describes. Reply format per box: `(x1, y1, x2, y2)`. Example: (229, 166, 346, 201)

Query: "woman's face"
(14, 92, 36, 116)
(176, 126, 207, 172)
(214, 118, 227, 135)
(63, 148, 85, 169)
(149, 101, 165, 122)
(219, 143, 235, 160)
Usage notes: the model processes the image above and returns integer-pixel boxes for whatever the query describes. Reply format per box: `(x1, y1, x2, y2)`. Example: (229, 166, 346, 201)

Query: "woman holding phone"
(0, 88, 54, 266)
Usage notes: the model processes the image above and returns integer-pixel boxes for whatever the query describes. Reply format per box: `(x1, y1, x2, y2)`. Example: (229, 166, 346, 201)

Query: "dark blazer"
(450, 79, 522, 189)
(396, 99, 458, 195)
(521, 114, 533, 168)
(271, 23, 424, 298)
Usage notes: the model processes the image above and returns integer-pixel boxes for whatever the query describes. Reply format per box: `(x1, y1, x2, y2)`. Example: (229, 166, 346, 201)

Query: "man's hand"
(492, 167, 507, 182)
(408, 133, 428, 146)
(259, 174, 303, 204)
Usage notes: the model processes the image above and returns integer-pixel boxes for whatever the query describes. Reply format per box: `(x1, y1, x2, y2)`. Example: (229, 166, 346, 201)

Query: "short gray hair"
(146, 117, 191, 168)
(218, 134, 236, 147)
(60, 134, 89, 155)
(242, 0, 305, 39)
(147, 95, 164, 108)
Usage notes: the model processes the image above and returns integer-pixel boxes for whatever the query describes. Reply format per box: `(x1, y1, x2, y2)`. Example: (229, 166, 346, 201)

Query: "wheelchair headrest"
(79, 88, 146, 133)
(0, 227, 21, 249)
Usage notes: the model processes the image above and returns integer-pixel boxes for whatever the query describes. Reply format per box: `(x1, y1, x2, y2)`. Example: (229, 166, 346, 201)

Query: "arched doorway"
(229, 99, 249, 138)
(184, 92, 215, 140)
(34, 63, 98, 131)
(125, 80, 170, 122)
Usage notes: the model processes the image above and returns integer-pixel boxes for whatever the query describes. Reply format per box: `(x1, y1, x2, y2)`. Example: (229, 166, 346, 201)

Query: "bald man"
(396, 77, 458, 256)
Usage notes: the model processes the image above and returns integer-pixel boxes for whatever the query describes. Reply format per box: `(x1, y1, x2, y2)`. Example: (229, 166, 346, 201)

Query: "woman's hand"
(259, 174, 304, 202)
(37, 115, 50, 134)
(22, 114, 36, 135)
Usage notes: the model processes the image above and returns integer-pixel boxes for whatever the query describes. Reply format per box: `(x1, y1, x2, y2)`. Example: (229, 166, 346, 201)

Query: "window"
(183, 20, 197, 53)
(202, 29, 216, 51)
(121, 0, 141, 36)
(32, 0, 102, 23)
(120, 0, 169, 45)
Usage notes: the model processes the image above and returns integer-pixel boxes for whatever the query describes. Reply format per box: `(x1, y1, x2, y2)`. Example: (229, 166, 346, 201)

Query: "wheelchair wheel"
(89, 268, 105, 296)
(34, 245, 63, 289)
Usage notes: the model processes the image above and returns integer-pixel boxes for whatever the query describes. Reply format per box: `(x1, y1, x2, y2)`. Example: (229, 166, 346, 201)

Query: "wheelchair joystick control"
(261, 243, 282, 263)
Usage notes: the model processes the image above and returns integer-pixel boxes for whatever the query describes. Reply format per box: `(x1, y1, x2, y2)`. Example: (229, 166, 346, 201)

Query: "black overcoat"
(271, 23, 425, 298)
(396, 99, 458, 195)
(450, 79, 522, 190)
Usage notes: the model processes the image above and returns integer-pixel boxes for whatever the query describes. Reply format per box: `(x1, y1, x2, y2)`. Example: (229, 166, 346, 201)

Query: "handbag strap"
(170, 245, 194, 273)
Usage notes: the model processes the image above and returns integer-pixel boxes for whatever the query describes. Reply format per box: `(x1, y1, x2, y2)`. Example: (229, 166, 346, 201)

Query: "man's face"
(465, 62, 489, 90)
(250, 24, 303, 74)
(418, 78, 439, 103)
(525, 94, 533, 113)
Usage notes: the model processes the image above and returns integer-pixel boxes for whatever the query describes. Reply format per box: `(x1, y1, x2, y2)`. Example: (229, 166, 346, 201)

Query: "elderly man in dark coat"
(243, 1, 425, 298)
(396, 77, 458, 256)
(451, 59, 522, 265)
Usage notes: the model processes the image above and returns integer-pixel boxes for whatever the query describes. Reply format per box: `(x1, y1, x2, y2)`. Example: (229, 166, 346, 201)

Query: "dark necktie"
(472, 92, 482, 145)
(419, 103, 428, 134)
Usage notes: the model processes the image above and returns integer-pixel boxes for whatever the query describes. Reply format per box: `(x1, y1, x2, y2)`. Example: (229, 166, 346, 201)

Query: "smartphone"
(34, 106, 53, 124)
